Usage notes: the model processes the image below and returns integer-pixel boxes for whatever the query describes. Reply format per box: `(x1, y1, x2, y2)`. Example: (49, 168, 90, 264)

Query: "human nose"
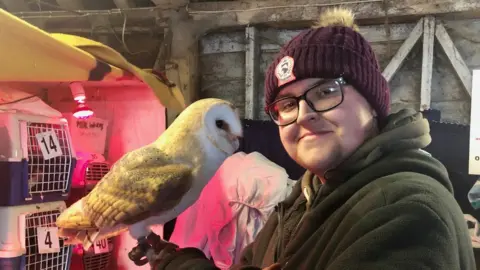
(296, 99, 317, 125)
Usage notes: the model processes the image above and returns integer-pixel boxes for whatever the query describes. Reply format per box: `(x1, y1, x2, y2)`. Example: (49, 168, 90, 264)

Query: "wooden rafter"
(381, 14, 471, 113)
(382, 18, 423, 82)
(150, 0, 188, 9)
(420, 16, 435, 111)
(2, 0, 29, 12)
(55, 0, 84, 10)
(245, 26, 260, 119)
(435, 21, 472, 97)
(188, 0, 480, 28)
(113, 0, 137, 9)
(9, 0, 480, 33)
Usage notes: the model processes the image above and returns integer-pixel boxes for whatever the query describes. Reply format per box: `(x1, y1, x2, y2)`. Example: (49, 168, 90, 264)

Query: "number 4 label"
(35, 130, 63, 160)
(94, 239, 109, 254)
(36, 227, 60, 254)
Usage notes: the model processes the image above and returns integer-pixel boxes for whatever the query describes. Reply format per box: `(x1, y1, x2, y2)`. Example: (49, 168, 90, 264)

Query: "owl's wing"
(83, 147, 194, 228)
(108, 143, 167, 172)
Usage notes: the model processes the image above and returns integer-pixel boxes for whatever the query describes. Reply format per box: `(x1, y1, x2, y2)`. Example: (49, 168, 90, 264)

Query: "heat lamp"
(70, 82, 94, 119)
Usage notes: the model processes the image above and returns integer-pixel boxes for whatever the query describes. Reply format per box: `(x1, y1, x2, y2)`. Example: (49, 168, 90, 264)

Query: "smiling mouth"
(300, 131, 332, 141)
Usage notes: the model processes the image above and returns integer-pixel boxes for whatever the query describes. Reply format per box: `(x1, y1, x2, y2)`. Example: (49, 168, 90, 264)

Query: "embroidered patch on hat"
(275, 56, 296, 87)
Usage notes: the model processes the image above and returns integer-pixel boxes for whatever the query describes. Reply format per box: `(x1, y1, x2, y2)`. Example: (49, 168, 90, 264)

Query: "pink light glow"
(73, 103, 94, 119)
(73, 95, 86, 102)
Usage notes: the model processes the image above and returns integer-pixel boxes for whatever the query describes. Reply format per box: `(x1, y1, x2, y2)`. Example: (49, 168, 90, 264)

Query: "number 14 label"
(35, 131, 63, 160)
(36, 227, 60, 254)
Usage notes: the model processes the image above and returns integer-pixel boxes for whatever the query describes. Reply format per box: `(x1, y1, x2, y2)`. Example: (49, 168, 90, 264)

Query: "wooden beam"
(167, 48, 198, 107)
(13, 8, 164, 31)
(13, 0, 480, 33)
(88, 15, 111, 39)
(200, 23, 416, 55)
(153, 31, 170, 72)
(187, 0, 480, 28)
(245, 26, 260, 119)
(154, 29, 178, 127)
(12, 0, 480, 30)
(435, 21, 472, 97)
(55, 0, 84, 10)
(420, 16, 435, 111)
(49, 26, 156, 34)
(164, 54, 197, 126)
(382, 18, 423, 82)
(165, 12, 199, 125)
(150, 0, 188, 9)
(113, 0, 136, 9)
(2, 0, 29, 12)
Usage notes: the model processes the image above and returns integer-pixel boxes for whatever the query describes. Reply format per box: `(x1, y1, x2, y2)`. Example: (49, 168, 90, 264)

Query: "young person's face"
(276, 78, 377, 175)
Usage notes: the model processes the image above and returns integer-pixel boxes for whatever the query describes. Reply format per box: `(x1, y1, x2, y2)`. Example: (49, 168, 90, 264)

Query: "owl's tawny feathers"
(56, 148, 193, 229)
(55, 98, 242, 249)
(85, 163, 192, 227)
(312, 7, 359, 32)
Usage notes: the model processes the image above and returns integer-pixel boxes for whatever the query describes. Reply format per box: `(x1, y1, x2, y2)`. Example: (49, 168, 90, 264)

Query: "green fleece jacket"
(155, 109, 475, 270)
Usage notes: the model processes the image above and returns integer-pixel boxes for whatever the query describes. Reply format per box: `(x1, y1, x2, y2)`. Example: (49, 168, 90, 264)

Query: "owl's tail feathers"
(56, 198, 129, 250)
(56, 198, 98, 249)
(59, 225, 129, 250)
(58, 228, 100, 250)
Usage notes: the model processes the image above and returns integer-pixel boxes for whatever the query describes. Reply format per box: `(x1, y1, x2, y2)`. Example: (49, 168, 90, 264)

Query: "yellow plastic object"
(0, 9, 186, 112)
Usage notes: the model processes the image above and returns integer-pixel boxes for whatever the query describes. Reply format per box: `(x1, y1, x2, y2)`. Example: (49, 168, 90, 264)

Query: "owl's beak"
(228, 133, 241, 151)
(228, 133, 242, 142)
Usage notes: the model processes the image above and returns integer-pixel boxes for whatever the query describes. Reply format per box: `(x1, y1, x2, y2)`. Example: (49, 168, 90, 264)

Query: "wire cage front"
(0, 201, 72, 270)
(0, 112, 77, 206)
(25, 209, 72, 270)
(26, 122, 74, 198)
(84, 162, 109, 193)
(68, 157, 115, 270)
(82, 238, 114, 270)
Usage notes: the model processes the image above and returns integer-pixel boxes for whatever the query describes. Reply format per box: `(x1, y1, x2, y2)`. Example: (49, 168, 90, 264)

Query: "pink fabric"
(170, 152, 294, 269)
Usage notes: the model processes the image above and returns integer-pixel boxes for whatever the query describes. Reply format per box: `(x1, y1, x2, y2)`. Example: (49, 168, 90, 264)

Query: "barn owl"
(56, 98, 242, 265)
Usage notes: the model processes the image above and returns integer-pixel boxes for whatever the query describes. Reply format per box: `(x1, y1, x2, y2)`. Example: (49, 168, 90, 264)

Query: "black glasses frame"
(267, 77, 346, 126)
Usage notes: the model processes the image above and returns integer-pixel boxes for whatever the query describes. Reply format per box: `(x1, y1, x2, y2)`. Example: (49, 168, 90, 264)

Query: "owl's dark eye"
(215, 120, 225, 129)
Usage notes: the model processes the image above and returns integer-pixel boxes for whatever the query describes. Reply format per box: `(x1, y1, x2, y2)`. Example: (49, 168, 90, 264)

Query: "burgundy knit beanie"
(264, 8, 390, 121)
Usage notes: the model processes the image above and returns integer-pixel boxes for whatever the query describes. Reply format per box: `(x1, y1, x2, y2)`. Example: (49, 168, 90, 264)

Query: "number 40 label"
(94, 239, 109, 254)
(35, 130, 63, 160)
(36, 227, 60, 254)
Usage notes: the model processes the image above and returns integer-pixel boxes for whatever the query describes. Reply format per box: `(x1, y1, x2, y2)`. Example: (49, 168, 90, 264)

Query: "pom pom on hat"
(312, 7, 360, 32)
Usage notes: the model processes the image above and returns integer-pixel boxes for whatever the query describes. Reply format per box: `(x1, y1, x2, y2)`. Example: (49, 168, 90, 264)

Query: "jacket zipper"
(273, 185, 323, 265)
(274, 202, 285, 263)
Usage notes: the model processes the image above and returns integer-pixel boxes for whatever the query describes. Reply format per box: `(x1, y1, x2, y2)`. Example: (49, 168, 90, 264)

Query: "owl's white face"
(203, 103, 243, 155)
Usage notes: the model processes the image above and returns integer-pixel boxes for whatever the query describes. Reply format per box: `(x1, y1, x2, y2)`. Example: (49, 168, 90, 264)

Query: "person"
(151, 7, 475, 270)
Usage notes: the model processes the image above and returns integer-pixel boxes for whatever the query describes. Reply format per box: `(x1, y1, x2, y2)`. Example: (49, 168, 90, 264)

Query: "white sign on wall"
(469, 70, 480, 175)
(68, 115, 109, 154)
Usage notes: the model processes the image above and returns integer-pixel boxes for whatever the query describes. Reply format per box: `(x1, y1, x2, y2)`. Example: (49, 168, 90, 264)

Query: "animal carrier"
(0, 201, 72, 269)
(0, 111, 77, 206)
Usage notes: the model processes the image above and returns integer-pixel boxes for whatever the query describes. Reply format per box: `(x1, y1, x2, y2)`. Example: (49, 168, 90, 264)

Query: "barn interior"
(1, 0, 480, 269)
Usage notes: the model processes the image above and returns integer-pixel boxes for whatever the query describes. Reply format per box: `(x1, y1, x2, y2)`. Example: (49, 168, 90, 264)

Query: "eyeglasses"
(267, 77, 346, 126)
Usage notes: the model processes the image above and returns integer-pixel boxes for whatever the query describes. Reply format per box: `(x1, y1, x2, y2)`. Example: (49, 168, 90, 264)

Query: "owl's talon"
(132, 257, 149, 267)
(147, 231, 162, 248)
(128, 237, 150, 266)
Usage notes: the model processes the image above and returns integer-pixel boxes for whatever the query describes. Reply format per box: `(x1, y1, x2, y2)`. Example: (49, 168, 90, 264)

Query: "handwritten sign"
(470, 70, 480, 175)
(68, 116, 109, 154)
